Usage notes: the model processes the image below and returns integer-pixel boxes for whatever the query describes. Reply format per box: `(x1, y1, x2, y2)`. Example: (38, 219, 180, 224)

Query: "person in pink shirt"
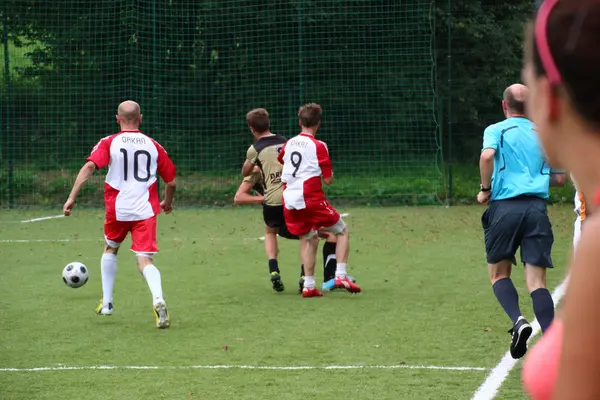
(521, 0, 600, 398)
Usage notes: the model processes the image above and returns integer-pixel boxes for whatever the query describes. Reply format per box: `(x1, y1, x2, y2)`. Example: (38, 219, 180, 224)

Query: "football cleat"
(298, 275, 305, 294)
(322, 275, 356, 291)
(270, 272, 285, 292)
(334, 277, 361, 293)
(302, 287, 323, 298)
(153, 300, 170, 329)
(95, 299, 113, 315)
(509, 317, 532, 359)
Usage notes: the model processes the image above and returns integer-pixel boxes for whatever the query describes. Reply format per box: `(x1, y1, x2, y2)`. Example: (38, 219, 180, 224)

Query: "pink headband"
(535, 0, 561, 85)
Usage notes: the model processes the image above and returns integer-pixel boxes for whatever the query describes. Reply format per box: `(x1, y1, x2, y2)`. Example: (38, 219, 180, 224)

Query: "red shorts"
(284, 200, 341, 237)
(104, 216, 158, 253)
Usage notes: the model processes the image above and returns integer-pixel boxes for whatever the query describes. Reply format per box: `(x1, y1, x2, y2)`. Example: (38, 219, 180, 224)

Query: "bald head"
(116, 100, 142, 127)
(503, 84, 528, 116)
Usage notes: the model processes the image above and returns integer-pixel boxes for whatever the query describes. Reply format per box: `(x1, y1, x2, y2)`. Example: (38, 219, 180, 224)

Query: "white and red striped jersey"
(278, 133, 333, 210)
(87, 130, 176, 221)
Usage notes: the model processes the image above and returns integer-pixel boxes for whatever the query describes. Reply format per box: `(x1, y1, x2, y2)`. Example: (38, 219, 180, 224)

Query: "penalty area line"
(470, 278, 568, 400)
(21, 215, 65, 223)
(0, 363, 489, 373)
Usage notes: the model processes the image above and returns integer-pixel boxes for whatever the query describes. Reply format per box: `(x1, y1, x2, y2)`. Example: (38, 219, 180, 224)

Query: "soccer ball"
(62, 262, 89, 288)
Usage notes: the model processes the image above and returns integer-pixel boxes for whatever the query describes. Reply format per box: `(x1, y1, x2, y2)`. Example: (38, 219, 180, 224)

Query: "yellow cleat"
(95, 298, 113, 315)
(153, 301, 170, 329)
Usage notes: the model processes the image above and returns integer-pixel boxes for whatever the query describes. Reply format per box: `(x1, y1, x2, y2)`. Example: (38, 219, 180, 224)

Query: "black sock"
(492, 278, 522, 324)
(300, 264, 305, 278)
(531, 288, 554, 334)
(268, 259, 279, 274)
(323, 241, 337, 281)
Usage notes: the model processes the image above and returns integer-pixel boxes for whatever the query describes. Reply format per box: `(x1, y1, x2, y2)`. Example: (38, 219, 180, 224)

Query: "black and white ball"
(62, 262, 89, 288)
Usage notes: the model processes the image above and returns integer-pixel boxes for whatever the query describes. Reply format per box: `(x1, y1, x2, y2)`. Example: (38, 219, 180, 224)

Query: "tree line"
(1, 0, 531, 173)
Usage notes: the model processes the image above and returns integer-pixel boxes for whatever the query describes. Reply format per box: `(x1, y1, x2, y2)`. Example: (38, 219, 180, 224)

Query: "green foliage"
(1, 0, 437, 184)
(1, 0, 544, 206)
(435, 0, 533, 162)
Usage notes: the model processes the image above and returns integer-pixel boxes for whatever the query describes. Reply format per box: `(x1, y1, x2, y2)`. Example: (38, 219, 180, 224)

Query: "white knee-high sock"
(142, 265, 164, 305)
(101, 253, 117, 306)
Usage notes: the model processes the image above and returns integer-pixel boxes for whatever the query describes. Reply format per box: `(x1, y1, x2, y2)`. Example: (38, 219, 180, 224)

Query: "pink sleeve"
(86, 136, 113, 170)
(277, 142, 286, 164)
(316, 141, 332, 179)
(152, 139, 176, 183)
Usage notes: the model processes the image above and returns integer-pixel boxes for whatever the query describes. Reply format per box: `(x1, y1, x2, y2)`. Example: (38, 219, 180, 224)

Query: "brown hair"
(246, 108, 270, 133)
(528, 0, 600, 125)
(298, 103, 322, 128)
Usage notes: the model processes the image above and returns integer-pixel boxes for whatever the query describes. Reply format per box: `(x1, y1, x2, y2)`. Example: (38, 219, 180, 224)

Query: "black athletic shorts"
(481, 195, 554, 268)
(263, 204, 298, 240)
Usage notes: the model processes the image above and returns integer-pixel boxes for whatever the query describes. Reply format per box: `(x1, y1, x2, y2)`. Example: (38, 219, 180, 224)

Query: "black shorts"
(481, 195, 554, 268)
(262, 204, 298, 240)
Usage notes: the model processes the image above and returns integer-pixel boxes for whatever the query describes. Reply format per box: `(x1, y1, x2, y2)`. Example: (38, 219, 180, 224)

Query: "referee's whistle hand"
(477, 191, 491, 204)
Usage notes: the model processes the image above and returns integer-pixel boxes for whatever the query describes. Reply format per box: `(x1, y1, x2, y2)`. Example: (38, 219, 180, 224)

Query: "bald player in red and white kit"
(278, 103, 361, 297)
(63, 100, 176, 329)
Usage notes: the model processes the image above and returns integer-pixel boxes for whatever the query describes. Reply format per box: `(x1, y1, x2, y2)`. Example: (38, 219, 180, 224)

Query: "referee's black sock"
(300, 264, 305, 277)
(492, 278, 522, 325)
(531, 288, 554, 334)
(268, 259, 280, 274)
(323, 241, 337, 281)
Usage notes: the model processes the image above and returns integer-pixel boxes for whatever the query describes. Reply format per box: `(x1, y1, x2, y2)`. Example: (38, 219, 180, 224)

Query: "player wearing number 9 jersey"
(278, 103, 360, 297)
(63, 100, 176, 329)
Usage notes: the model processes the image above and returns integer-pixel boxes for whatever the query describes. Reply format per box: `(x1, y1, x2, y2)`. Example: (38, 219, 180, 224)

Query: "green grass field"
(0, 205, 573, 399)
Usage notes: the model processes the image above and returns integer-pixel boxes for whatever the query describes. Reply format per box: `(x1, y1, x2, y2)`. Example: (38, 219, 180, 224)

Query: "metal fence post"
(2, 10, 13, 208)
(446, 0, 453, 205)
(297, 2, 304, 104)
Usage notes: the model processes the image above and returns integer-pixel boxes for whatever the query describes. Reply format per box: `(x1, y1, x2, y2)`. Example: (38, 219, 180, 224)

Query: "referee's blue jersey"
(482, 117, 558, 202)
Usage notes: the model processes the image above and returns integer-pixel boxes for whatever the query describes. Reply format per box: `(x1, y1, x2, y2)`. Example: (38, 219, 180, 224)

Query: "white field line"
(0, 239, 77, 243)
(0, 237, 276, 244)
(0, 363, 488, 373)
(21, 215, 65, 223)
(471, 278, 568, 400)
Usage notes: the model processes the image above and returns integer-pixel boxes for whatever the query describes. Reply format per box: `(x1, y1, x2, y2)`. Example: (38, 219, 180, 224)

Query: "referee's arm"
(480, 127, 499, 189)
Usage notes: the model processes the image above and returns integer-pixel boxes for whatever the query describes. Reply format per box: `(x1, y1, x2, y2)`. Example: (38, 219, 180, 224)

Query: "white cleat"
(95, 299, 113, 315)
(99, 307, 113, 315)
(153, 300, 170, 329)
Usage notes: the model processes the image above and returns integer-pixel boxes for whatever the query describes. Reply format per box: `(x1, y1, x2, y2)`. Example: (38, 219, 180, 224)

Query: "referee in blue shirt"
(478, 84, 565, 360)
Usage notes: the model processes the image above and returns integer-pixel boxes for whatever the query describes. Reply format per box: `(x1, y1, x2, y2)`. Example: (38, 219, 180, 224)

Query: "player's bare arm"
(316, 141, 334, 185)
(241, 160, 256, 177)
(63, 161, 97, 216)
(153, 140, 177, 214)
(478, 148, 495, 204)
(550, 172, 566, 187)
(234, 181, 264, 205)
(161, 178, 177, 214)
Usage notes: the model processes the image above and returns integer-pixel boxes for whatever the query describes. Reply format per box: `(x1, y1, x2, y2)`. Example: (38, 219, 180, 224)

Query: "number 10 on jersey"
(120, 148, 151, 182)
